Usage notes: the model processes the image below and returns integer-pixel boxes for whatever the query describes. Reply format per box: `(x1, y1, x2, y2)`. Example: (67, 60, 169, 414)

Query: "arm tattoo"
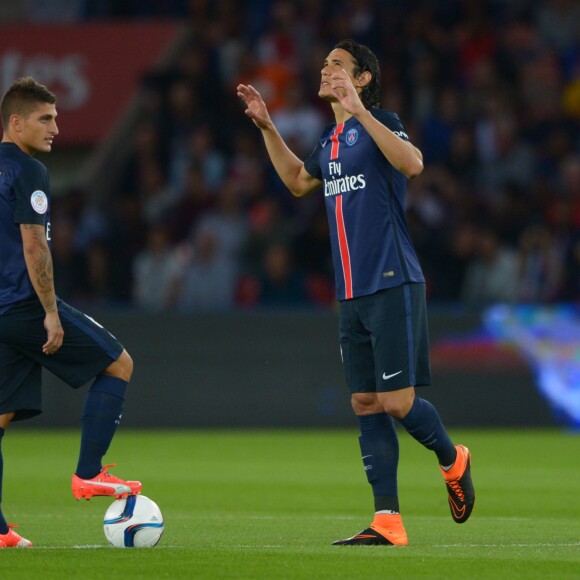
(22, 224, 58, 313)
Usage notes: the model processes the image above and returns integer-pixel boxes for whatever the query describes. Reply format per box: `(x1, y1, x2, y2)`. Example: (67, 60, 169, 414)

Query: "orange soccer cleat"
(0, 524, 32, 548)
(332, 513, 408, 546)
(72, 464, 142, 500)
(441, 444, 475, 523)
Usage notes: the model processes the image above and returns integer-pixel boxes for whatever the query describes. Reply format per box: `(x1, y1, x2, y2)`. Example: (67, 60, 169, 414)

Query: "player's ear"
(9, 114, 23, 133)
(357, 71, 372, 89)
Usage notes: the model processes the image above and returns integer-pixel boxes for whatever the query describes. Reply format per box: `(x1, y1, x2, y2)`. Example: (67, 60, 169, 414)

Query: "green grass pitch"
(1, 428, 579, 579)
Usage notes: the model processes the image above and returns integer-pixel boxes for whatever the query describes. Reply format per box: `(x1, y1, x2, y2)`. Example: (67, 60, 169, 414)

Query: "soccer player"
(237, 39, 475, 546)
(0, 77, 142, 548)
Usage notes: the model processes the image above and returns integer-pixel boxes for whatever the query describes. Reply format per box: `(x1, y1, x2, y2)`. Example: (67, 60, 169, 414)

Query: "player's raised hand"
(236, 84, 273, 130)
(329, 69, 366, 117)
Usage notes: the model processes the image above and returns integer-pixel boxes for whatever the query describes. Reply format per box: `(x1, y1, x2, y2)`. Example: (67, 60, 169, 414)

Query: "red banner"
(0, 22, 181, 145)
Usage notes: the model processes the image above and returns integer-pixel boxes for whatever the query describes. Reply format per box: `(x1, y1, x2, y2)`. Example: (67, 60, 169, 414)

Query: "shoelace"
(448, 478, 465, 502)
(98, 464, 117, 480)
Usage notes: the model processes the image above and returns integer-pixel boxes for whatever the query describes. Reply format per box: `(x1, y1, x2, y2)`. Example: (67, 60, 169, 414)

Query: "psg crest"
(345, 128, 358, 146)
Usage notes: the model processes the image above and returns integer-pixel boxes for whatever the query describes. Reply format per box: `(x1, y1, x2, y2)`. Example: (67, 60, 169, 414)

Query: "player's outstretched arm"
(20, 223, 63, 355)
(237, 84, 322, 197)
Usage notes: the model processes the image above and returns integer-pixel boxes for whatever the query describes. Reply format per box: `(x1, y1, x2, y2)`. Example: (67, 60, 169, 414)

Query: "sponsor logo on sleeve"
(30, 190, 48, 214)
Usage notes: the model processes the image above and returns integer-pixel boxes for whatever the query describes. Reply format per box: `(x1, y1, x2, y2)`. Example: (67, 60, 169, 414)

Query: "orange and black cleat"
(332, 514, 408, 546)
(441, 444, 475, 523)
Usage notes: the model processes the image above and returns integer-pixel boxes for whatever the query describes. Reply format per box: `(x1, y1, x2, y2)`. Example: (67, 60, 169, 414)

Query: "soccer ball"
(103, 494, 164, 548)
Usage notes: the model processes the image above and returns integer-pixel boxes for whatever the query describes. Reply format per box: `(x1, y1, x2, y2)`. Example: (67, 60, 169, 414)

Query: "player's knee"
(0, 412, 16, 430)
(383, 402, 410, 420)
(116, 350, 134, 381)
(381, 389, 415, 419)
(104, 350, 133, 382)
(351, 393, 382, 415)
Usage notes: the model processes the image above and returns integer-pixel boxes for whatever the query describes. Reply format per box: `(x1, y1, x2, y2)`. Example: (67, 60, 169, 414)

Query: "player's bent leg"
(441, 444, 475, 523)
(73, 355, 140, 500)
(396, 395, 474, 521)
(74, 374, 129, 478)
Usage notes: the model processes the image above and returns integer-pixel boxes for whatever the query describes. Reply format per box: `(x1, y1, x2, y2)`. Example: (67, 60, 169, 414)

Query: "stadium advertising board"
(0, 22, 180, 145)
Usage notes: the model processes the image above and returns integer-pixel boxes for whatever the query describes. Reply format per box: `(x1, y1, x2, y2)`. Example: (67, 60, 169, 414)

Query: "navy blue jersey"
(0, 142, 51, 314)
(304, 108, 425, 301)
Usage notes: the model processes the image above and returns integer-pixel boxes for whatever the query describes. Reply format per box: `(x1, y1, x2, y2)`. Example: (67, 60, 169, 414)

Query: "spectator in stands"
(188, 124, 227, 193)
(461, 226, 519, 306)
(192, 180, 248, 267)
(562, 234, 580, 300)
(132, 225, 183, 311)
(137, 162, 178, 227)
(516, 223, 563, 303)
(271, 81, 327, 157)
(252, 242, 309, 308)
(240, 197, 291, 277)
(165, 162, 213, 243)
(420, 87, 464, 165)
(476, 114, 536, 197)
(234, 46, 296, 116)
(119, 122, 168, 203)
(536, 0, 580, 52)
(179, 229, 238, 311)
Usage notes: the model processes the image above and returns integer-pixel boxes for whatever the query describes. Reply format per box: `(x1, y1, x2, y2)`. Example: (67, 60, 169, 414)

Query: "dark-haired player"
(0, 77, 141, 548)
(238, 40, 474, 546)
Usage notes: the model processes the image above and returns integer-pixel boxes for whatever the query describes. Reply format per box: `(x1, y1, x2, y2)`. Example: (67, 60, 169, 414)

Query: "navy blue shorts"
(0, 298, 124, 421)
(338, 283, 431, 393)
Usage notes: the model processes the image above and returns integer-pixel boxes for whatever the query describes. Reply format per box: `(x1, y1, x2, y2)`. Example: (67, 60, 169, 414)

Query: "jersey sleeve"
(13, 160, 50, 226)
(303, 142, 322, 179)
(371, 109, 410, 142)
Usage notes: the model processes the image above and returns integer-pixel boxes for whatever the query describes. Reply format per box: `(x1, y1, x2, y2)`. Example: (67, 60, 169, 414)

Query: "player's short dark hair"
(0, 77, 56, 129)
(334, 39, 381, 109)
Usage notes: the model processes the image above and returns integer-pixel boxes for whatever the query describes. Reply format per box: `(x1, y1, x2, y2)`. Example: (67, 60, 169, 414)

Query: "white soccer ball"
(103, 494, 164, 548)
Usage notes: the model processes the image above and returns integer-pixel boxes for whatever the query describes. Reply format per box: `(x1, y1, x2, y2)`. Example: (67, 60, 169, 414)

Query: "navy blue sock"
(0, 428, 8, 534)
(357, 413, 400, 513)
(399, 397, 457, 466)
(75, 375, 128, 479)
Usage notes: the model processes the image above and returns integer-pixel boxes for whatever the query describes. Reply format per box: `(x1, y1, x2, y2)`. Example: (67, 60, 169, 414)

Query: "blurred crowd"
(21, 0, 580, 311)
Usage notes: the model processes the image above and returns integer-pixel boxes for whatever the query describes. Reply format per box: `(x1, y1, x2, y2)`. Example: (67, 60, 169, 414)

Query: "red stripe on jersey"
(335, 195, 353, 299)
(330, 123, 344, 160)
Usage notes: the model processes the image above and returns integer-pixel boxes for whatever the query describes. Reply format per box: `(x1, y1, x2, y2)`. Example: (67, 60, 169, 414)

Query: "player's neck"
(2, 134, 34, 156)
(331, 102, 352, 125)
